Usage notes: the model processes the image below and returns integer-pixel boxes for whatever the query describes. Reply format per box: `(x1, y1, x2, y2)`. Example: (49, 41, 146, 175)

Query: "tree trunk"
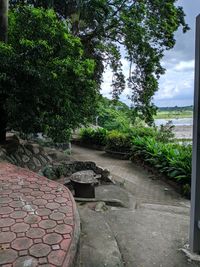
(0, 106, 7, 143)
(0, 0, 8, 143)
(0, 0, 8, 42)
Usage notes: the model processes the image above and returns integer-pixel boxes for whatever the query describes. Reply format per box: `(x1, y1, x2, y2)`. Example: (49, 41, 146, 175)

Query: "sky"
(101, 1, 200, 107)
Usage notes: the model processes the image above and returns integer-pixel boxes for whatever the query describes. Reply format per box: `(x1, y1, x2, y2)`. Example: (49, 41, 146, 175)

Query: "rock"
(0, 148, 7, 160)
(95, 202, 107, 212)
(32, 157, 42, 167)
(22, 155, 30, 163)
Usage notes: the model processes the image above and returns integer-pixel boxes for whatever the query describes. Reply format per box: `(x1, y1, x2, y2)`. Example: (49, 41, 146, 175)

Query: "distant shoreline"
(155, 106, 193, 120)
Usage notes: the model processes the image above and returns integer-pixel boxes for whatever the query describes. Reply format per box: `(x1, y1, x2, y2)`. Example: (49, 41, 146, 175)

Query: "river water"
(155, 118, 193, 126)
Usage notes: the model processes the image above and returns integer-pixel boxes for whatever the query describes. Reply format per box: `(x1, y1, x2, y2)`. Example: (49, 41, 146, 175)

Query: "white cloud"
(174, 60, 194, 72)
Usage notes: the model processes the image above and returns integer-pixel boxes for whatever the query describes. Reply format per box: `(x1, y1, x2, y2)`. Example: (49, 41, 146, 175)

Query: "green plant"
(106, 131, 132, 153)
(131, 136, 192, 188)
(79, 127, 107, 146)
(157, 121, 175, 142)
(130, 127, 157, 139)
(0, 6, 97, 143)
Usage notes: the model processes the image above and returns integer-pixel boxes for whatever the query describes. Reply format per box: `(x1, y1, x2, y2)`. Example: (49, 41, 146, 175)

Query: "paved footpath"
(72, 145, 200, 267)
(0, 162, 79, 267)
(72, 144, 189, 207)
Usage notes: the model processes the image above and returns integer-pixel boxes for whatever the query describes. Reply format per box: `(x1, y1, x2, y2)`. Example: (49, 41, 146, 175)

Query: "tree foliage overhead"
(0, 6, 97, 142)
(10, 0, 189, 123)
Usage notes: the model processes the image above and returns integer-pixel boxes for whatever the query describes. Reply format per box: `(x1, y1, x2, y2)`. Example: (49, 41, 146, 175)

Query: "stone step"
(75, 206, 124, 267)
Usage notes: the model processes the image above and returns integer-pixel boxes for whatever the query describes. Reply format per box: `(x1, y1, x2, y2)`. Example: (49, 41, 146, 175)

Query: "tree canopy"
(10, 0, 189, 123)
(0, 6, 97, 142)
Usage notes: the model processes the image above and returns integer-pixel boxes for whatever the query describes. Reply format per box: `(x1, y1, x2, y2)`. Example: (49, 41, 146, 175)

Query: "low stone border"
(41, 161, 112, 184)
(71, 139, 105, 151)
(105, 149, 131, 160)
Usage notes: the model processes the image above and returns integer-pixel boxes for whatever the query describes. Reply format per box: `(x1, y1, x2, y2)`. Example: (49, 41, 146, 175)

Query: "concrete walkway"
(72, 145, 199, 267)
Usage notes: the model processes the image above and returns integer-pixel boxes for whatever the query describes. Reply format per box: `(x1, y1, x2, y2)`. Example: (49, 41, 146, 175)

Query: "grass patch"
(155, 111, 193, 119)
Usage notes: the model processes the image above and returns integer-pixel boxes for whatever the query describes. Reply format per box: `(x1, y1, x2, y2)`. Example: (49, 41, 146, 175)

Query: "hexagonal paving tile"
(24, 215, 41, 224)
(13, 255, 38, 267)
(54, 224, 73, 235)
(0, 232, 16, 243)
(26, 227, 46, 239)
(29, 243, 51, 258)
(0, 196, 12, 204)
(0, 249, 18, 265)
(48, 250, 66, 266)
(0, 189, 12, 195)
(39, 220, 57, 229)
(55, 197, 67, 204)
(11, 237, 33, 250)
(50, 212, 65, 221)
(9, 200, 24, 208)
(11, 222, 30, 233)
(0, 218, 15, 227)
(30, 191, 44, 197)
(10, 210, 27, 219)
(36, 208, 51, 216)
(43, 233, 62, 245)
(32, 199, 48, 206)
(40, 186, 52, 192)
(46, 202, 60, 210)
(58, 206, 72, 214)
(42, 194, 56, 200)
(0, 206, 14, 214)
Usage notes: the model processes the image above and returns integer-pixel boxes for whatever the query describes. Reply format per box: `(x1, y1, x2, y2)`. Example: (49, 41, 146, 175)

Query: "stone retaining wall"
(0, 141, 52, 172)
(41, 161, 111, 184)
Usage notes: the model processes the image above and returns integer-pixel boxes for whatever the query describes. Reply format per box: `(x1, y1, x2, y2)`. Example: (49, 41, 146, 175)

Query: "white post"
(190, 14, 200, 253)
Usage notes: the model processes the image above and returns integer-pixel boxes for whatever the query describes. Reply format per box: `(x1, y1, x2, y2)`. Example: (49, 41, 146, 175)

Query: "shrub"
(130, 124, 175, 143)
(131, 136, 192, 187)
(156, 121, 175, 142)
(106, 131, 132, 153)
(79, 127, 107, 146)
(130, 127, 157, 139)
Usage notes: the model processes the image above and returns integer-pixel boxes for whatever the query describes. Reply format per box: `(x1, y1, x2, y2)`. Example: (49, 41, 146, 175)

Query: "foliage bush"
(106, 131, 132, 153)
(156, 121, 175, 142)
(131, 136, 192, 188)
(0, 6, 97, 142)
(130, 127, 157, 139)
(79, 127, 107, 147)
(129, 123, 175, 143)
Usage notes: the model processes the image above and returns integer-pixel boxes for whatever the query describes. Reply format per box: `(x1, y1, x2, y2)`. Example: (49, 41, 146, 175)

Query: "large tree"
(0, 0, 8, 142)
(10, 0, 189, 123)
(0, 0, 8, 42)
(0, 6, 97, 143)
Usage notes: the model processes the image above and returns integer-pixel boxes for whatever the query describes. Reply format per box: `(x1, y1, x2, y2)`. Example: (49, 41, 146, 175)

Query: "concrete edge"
(181, 246, 200, 262)
(63, 190, 81, 267)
